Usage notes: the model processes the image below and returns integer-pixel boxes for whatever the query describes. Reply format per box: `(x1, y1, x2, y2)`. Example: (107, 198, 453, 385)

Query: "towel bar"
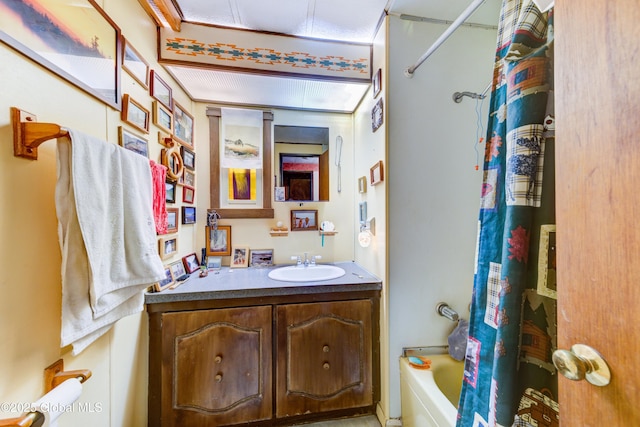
(11, 107, 69, 160)
(0, 359, 91, 427)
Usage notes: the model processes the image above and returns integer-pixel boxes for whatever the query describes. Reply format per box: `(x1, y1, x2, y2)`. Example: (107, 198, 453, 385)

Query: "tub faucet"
(436, 302, 459, 322)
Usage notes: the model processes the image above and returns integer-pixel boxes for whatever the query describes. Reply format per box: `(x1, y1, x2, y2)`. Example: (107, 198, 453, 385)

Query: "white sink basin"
(268, 265, 346, 282)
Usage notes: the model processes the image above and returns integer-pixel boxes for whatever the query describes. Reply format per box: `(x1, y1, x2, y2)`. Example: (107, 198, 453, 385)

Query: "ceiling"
(149, 0, 500, 112)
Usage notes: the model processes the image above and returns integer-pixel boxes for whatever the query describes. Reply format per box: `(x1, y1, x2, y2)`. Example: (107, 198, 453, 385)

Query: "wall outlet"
(386, 419, 403, 427)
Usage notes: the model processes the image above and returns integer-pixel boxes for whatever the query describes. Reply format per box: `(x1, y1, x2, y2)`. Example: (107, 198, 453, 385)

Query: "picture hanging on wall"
(150, 70, 173, 111)
(118, 126, 148, 157)
(122, 94, 149, 134)
(122, 38, 149, 89)
(158, 235, 178, 260)
(372, 68, 381, 98)
(181, 206, 196, 224)
(153, 100, 173, 134)
(173, 101, 195, 148)
(166, 207, 179, 233)
(166, 180, 177, 203)
(291, 209, 318, 231)
(0, 0, 122, 109)
(182, 186, 195, 204)
(370, 161, 384, 186)
(181, 146, 196, 170)
(358, 176, 367, 193)
(371, 98, 383, 132)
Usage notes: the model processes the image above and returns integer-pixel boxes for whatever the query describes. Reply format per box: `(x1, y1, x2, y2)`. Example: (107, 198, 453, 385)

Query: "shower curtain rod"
(404, 0, 487, 78)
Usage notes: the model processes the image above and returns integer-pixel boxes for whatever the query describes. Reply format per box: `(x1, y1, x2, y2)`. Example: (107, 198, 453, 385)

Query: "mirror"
(274, 125, 329, 202)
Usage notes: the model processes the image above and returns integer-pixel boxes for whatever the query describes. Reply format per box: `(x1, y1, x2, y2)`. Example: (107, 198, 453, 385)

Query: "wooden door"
(159, 306, 272, 426)
(275, 300, 373, 418)
(555, 1, 640, 425)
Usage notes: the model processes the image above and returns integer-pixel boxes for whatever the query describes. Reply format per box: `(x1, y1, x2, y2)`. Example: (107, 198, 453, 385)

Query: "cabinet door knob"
(552, 344, 610, 386)
(323, 345, 330, 353)
(323, 362, 330, 370)
(215, 373, 223, 382)
(214, 355, 222, 363)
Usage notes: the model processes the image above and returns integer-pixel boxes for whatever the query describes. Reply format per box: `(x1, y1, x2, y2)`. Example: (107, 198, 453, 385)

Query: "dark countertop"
(145, 261, 382, 305)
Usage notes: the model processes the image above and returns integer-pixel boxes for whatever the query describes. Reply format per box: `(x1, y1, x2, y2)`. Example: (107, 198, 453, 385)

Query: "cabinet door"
(276, 300, 373, 417)
(160, 306, 272, 427)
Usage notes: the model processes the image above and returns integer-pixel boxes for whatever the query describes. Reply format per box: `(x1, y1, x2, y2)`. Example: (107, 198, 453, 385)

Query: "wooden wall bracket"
(44, 358, 91, 393)
(0, 359, 91, 427)
(11, 107, 69, 160)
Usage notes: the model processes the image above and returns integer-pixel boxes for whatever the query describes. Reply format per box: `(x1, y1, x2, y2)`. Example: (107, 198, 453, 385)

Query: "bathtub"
(399, 354, 464, 427)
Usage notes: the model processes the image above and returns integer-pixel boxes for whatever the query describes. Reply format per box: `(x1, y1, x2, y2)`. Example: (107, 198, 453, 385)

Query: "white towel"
(55, 130, 165, 355)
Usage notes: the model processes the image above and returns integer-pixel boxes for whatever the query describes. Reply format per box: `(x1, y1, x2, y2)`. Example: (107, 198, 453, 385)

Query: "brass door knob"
(552, 344, 610, 386)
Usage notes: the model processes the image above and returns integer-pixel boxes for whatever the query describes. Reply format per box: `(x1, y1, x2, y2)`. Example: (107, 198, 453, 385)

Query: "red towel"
(149, 160, 168, 234)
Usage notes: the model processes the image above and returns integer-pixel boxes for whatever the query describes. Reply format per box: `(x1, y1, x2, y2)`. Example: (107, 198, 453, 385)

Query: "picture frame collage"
(121, 32, 197, 277)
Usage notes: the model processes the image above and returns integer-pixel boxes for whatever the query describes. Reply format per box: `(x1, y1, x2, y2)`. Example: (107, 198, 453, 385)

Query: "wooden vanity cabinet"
(150, 305, 273, 427)
(276, 300, 373, 417)
(148, 289, 379, 426)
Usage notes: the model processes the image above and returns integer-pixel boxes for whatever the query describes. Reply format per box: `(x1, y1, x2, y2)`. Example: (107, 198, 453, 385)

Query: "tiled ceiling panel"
(167, 66, 369, 112)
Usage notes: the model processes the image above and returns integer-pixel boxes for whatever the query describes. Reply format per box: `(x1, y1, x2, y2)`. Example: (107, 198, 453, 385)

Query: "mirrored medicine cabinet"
(274, 125, 330, 203)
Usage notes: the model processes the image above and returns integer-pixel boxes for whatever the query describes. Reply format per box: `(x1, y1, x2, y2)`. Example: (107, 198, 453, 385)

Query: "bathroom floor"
(292, 415, 382, 427)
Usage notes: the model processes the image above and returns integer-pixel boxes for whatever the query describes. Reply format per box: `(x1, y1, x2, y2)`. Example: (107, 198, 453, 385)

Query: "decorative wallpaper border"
(160, 23, 371, 81)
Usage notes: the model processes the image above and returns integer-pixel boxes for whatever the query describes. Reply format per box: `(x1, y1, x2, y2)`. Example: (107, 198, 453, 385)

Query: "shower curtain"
(457, 1, 558, 426)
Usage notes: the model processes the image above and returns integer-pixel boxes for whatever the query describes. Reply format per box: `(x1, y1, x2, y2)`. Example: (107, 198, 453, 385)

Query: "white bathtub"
(399, 354, 464, 427)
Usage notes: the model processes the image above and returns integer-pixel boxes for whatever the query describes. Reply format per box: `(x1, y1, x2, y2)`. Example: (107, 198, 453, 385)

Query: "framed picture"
(150, 70, 173, 111)
(358, 176, 367, 193)
(166, 181, 177, 204)
(181, 206, 196, 224)
(182, 252, 200, 274)
(370, 160, 384, 186)
(158, 235, 178, 260)
(166, 207, 179, 234)
(206, 225, 231, 256)
(122, 94, 149, 134)
(250, 249, 274, 267)
(231, 246, 249, 268)
(182, 186, 195, 204)
(372, 98, 383, 132)
(153, 265, 174, 292)
(122, 37, 149, 89)
(182, 169, 195, 187)
(173, 101, 195, 148)
(169, 259, 187, 281)
(207, 256, 222, 271)
(291, 209, 318, 231)
(0, 0, 121, 109)
(118, 126, 148, 157)
(537, 225, 557, 299)
(181, 146, 196, 170)
(372, 68, 381, 98)
(153, 100, 173, 134)
(274, 187, 285, 202)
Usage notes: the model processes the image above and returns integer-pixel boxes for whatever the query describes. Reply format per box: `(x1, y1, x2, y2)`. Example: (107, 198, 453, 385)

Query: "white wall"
(0, 0, 193, 425)
(353, 17, 389, 422)
(386, 15, 497, 417)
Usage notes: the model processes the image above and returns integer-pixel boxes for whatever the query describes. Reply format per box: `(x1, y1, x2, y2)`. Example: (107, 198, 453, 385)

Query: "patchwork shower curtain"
(457, 1, 558, 426)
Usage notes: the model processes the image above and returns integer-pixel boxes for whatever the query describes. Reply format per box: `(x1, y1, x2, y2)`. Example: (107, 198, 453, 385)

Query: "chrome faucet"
(291, 253, 321, 267)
